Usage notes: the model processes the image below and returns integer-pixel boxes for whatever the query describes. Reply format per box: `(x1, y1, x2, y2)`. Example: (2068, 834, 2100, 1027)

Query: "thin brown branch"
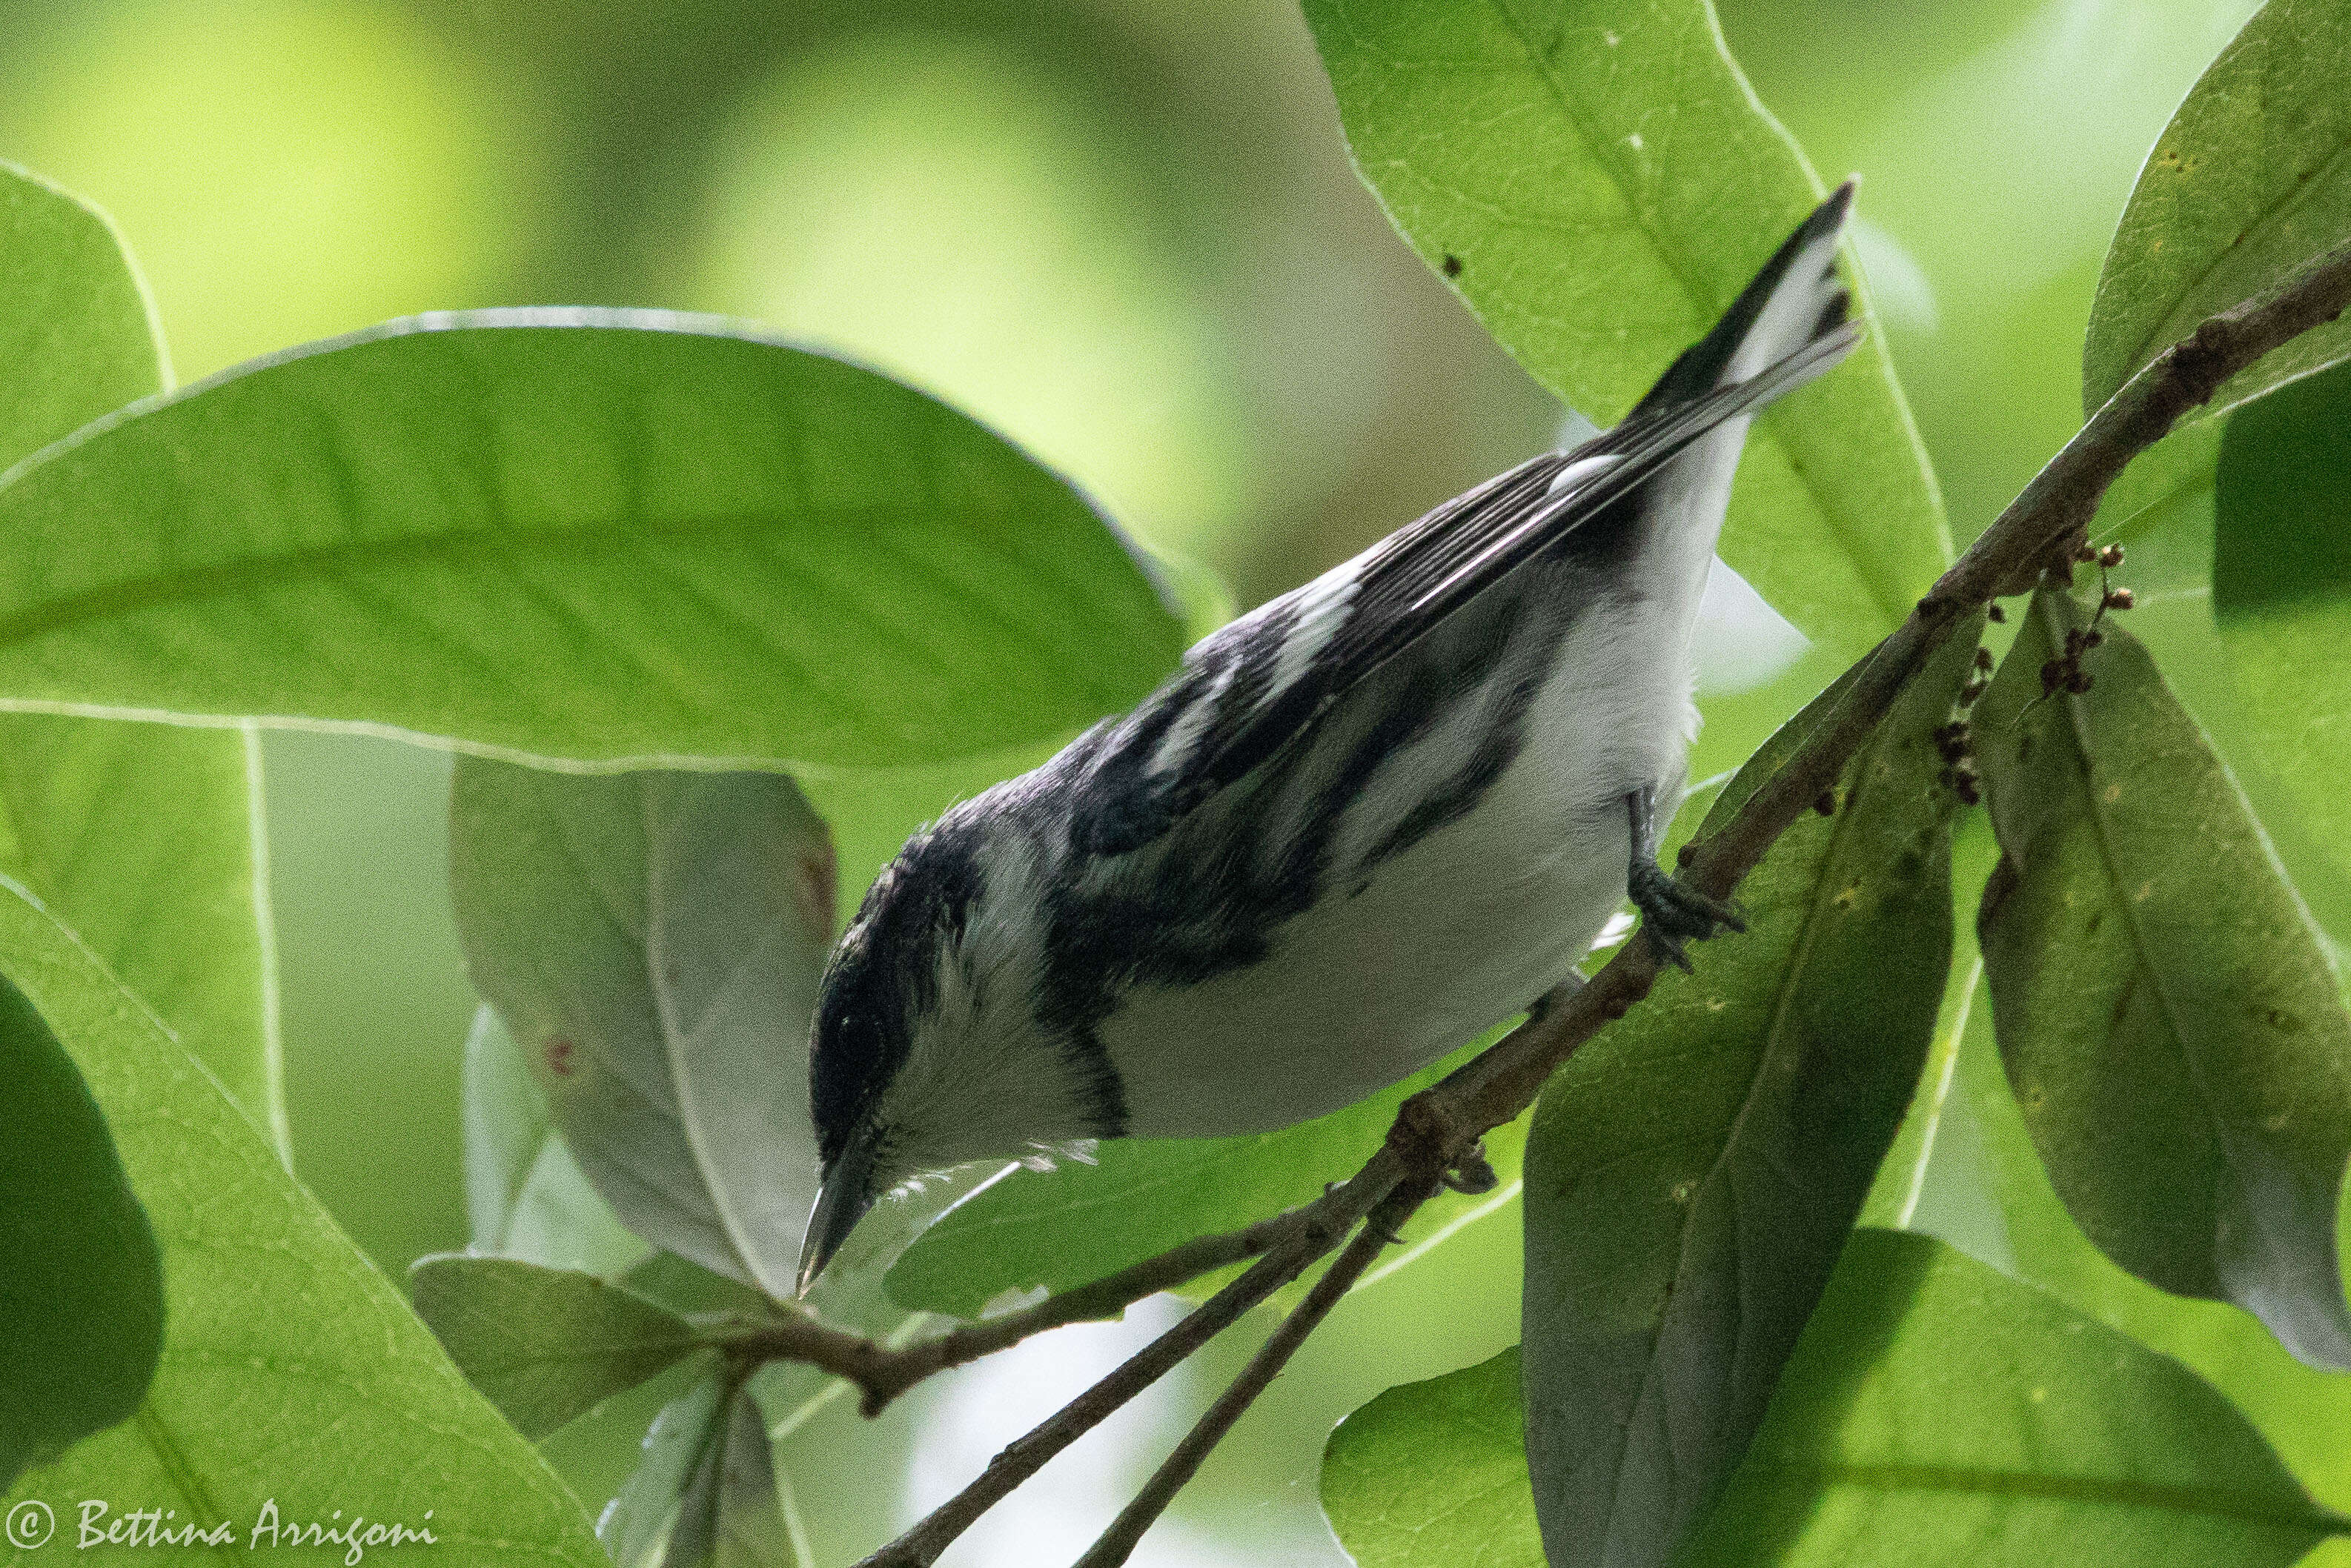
(714, 1192, 1337, 1415)
(850, 1157, 1410, 1568)
(1070, 1179, 1443, 1568)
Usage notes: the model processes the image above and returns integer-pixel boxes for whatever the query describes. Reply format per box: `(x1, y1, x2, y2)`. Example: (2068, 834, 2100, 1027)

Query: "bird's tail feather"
(1630, 179, 1857, 419)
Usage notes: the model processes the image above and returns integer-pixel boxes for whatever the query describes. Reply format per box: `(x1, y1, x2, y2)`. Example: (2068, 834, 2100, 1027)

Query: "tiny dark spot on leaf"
(1441, 253, 1464, 279)
(546, 1036, 576, 1077)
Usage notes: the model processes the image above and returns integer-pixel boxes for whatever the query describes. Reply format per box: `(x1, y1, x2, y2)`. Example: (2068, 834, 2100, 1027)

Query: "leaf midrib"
(1746, 1458, 2349, 1535)
(0, 504, 1055, 667)
(2037, 591, 2238, 1273)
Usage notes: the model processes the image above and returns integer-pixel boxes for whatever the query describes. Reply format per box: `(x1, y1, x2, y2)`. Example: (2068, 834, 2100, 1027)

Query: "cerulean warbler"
(797, 182, 1864, 1292)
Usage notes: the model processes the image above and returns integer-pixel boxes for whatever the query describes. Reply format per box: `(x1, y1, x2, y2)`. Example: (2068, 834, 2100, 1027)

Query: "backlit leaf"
(0, 162, 279, 1149)
(0, 878, 602, 1565)
(1974, 586, 2351, 1368)
(2085, 0, 2351, 416)
(409, 1255, 704, 1441)
(0, 969, 161, 1489)
(1321, 1235, 2346, 1567)
(0, 312, 1185, 768)
(1302, 0, 1949, 658)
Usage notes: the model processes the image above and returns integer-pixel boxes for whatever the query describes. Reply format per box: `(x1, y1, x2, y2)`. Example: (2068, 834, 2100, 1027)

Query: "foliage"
(2083, 0, 2351, 416)
(0, 160, 281, 1151)
(0, 969, 160, 1492)
(0, 876, 603, 1566)
(1326, 1232, 2347, 1568)
(1518, 627, 1974, 1568)
(3, 1, 2350, 1565)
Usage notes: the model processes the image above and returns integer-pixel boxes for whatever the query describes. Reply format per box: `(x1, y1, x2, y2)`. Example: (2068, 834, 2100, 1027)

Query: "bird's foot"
(1628, 856, 1745, 972)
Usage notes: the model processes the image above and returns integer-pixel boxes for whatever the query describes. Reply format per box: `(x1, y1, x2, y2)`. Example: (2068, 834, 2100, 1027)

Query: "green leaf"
(1923, 920, 2351, 1537)
(1974, 586, 2351, 1368)
(408, 1255, 706, 1441)
(1322, 1349, 1544, 1568)
(1301, 0, 1949, 658)
(1322, 1235, 2347, 1567)
(0, 879, 602, 1565)
(602, 1377, 726, 1568)
(1685, 1231, 2345, 1566)
(2095, 418, 2224, 551)
(2084, 0, 2351, 416)
(666, 1383, 803, 1568)
(0, 970, 162, 1490)
(883, 1026, 1521, 1318)
(0, 312, 1186, 768)
(451, 762, 837, 1301)
(463, 1004, 651, 1277)
(0, 162, 281, 1151)
(1517, 623, 1975, 1568)
(1857, 946, 1987, 1232)
(0, 159, 165, 459)
(2215, 357, 2351, 914)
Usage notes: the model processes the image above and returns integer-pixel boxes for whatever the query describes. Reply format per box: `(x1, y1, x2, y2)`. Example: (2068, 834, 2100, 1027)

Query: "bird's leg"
(1625, 786, 1745, 972)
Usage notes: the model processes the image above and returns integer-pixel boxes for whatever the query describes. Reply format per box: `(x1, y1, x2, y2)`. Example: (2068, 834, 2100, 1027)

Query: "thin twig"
(714, 1195, 1322, 1415)
(1070, 1179, 1442, 1568)
(849, 1155, 1409, 1568)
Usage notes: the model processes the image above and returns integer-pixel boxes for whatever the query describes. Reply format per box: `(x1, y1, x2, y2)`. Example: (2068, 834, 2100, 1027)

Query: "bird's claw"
(1628, 857, 1745, 972)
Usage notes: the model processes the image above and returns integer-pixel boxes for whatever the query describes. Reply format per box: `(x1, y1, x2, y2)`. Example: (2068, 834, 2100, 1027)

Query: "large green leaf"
(1685, 1231, 2344, 1566)
(883, 1026, 1522, 1318)
(1920, 935, 2351, 1554)
(1517, 625, 1974, 1568)
(1301, 0, 1948, 657)
(0, 159, 165, 467)
(0, 878, 603, 1566)
(1322, 1235, 2346, 1567)
(0, 969, 161, 1491)
(0, 312, 1185, 768)
(409, 1256, 706, 1441)
(2084, 0, 2351, 416)
(451, 762, 837, 1302)
(1974, 587, 2351, 1368)
(0, 162, 279, 1149)
(2214, 358, 2351, 912)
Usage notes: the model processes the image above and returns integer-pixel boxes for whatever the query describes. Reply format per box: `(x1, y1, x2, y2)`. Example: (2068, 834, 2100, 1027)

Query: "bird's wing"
(1075, 323, 1860, 855)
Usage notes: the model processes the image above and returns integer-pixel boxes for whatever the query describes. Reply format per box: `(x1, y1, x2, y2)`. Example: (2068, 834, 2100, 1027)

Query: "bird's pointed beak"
(795, 1130, 879, 1298)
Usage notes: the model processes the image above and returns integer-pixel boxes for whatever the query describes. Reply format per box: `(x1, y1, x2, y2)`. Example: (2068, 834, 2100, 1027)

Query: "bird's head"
(795, 795, 1113, 1293)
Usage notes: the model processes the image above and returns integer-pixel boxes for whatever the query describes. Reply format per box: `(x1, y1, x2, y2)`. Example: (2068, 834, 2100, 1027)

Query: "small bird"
(798, 182, 1863, 1292)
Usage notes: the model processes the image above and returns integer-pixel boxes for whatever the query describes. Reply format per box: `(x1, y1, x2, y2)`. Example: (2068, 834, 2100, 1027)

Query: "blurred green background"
(0, 0, 2275, 1561)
